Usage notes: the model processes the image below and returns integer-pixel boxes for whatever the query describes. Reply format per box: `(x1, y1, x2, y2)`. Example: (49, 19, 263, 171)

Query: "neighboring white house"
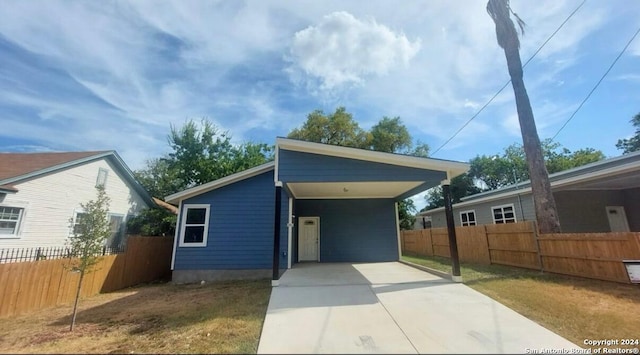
(0, 151, 155, 250)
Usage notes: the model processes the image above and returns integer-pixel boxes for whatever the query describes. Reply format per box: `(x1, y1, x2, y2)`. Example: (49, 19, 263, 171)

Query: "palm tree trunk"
(503, 41, 561, 233)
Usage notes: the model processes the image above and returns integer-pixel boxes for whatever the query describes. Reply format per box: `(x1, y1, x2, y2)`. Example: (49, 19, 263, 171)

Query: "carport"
(271, 138, 470, 285)
(258, 262, 579, 354)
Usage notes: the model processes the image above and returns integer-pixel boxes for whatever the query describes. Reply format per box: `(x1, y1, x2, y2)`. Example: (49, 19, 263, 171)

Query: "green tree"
(288, 107, 370, 148)
(370, 117, 412, 153)
(67, 185, 112, 331)
(616, 113, 640, 154)
(424, 173, 482, 209)
(132, 118, 272, 235)
(398, 199, 417, 230)
(126, 208, 176, 237)
(487, 0, 561, 233)
(468, 140, 604, 190)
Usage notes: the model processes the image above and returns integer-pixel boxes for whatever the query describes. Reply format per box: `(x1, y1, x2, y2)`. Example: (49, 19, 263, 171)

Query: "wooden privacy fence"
(401, 222, 640, 284)
(0, 236, 174, 318)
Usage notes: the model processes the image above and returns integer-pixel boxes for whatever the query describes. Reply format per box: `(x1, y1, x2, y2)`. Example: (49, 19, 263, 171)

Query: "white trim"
(298, 216, 320, 262)
(287, 197, 293, 269)
(395, 202, 402, 260)
(441, 179, 451, 186)
(170, 200, 182, 270)
(491, 203, 517, 224)
(274, 145, 279, 183)
(275, 181, 283, 187)
(459, 210, 477, 227)
(276, 137, 469, 177)
(165, 162, 275, 204)
(178, 204, 210, 247)
(0, 205, 25, 238)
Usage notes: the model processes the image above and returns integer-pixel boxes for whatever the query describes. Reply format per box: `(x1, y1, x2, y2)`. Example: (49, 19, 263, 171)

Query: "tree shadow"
(50, 279, 271, 336)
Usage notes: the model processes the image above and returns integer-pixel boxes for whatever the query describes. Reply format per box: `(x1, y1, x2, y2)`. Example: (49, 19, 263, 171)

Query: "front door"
(298, 217, 319, 262)
(606, 206, 630, 232)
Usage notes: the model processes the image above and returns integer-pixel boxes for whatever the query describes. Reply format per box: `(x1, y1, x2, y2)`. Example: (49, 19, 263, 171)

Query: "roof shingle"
(0, 151, 109, 181)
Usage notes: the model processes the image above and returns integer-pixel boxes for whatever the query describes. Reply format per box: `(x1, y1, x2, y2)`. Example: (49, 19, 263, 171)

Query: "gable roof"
(420, 150, 640, 215)
(0, 151, 108, 181)
(0, 150, 155, 207)
(275, 137, 469, 178)
(165, 162, 275, 204)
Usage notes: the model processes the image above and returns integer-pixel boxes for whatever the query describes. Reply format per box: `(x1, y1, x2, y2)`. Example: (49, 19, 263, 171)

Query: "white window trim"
(96, 168, 109, 188)
(0, 205, 25, 239)
(491, 203, 517, 224)
(179, 204, 210, 248)
(459, 209, 477, 227)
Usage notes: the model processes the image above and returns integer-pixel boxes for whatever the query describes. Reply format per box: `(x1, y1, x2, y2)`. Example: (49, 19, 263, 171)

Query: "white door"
(606, 206, 630, 232)
(298, 217, 319, 262)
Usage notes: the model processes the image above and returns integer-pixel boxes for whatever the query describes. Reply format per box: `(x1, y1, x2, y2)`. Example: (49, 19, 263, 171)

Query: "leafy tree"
(487, 0, 561, 233)
(166, 119, 273, 189)
(126, 208, 176, 237)
(67, 185, 112, 331)
(132, 118, 272, 235)
(424, 174, 482, 209)
(288, 107, 370, 148)
(616, 112, 640, 154)
(468, 140, 604, 190)
(370, 117, 412, 153)
(398, 199, 417, 230)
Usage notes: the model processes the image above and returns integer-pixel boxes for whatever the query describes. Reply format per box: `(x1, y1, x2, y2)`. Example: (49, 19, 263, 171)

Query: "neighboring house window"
(0, 206, 23, 236)
(96, 168, 108, 188)
(179, 204, 210, 247)
(107, 214, 125, 248)
(460, 210, 477, 226)
(72, 211, 88, 235)
(492, 204, 516, 224)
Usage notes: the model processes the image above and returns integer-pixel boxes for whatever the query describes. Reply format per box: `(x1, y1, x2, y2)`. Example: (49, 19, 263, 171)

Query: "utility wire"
(551, 25, 640, 140)
(431, 0, 587, 156)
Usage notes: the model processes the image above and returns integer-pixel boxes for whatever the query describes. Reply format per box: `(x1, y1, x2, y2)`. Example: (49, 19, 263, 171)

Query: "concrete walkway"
(257, 262, 580, 354)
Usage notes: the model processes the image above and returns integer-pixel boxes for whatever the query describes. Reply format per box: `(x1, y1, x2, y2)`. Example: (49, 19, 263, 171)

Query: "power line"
(551, 25, 640, 140)
(431, 0, 587, 156)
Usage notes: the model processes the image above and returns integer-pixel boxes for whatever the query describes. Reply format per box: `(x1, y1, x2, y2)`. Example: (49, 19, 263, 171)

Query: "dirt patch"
(0, 280, 271, 354)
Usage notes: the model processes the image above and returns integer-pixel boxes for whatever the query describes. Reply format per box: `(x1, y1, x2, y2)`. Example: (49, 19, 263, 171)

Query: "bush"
(127, 208, 177, 237)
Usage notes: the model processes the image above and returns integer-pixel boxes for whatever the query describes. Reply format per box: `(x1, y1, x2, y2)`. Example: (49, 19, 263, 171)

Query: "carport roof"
(276, 137, 469, 177)
(164, 138, 470, 204)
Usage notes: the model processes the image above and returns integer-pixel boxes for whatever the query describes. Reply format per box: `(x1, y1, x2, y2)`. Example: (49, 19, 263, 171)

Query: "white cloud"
(287, 11, 421, 90)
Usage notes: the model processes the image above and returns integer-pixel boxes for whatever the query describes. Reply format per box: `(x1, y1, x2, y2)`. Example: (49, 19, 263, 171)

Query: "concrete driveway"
(257, 262, 579, 354)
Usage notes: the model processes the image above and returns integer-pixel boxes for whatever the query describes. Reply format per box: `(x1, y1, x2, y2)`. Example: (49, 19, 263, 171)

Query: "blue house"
(165, 138, 469, 284)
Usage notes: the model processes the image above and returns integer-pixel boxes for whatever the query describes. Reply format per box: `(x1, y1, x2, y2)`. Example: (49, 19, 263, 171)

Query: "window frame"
(0, 206, 24, 238)
(96, 168, 109, 188)
(459, 210, 477, 227)
(70, 209, 88, 236)
(491, 203, 517, 224)
(179, 204, 210, 247)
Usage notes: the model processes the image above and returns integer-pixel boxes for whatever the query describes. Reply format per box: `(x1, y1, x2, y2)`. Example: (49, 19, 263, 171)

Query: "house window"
(96, 168, 108, 188)
(72, 211, 88, 235)
(492, 204, 516, 224)
(107, 214, 125, 248)
(179, 204, 210, 247)
(0, 206, 23, 236)
(460, 210, 477, 226)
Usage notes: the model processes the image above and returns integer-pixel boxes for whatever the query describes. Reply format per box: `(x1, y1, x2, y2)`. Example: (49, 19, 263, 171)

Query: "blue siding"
(278, 150, 446, 184)
(173, 170, 288, 270)
(295, 199, 398, 262)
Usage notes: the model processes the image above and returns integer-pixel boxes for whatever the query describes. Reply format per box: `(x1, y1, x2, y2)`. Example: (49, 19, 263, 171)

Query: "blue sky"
(1, 1, 639, 208)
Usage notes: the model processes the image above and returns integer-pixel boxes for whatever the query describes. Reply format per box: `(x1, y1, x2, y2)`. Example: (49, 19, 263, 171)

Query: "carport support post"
(442, 179, 462, 282)
(272, 184, 282, 286)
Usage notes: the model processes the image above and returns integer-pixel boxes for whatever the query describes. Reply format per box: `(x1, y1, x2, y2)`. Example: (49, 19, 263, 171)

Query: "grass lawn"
(0, 280, 271, 354)
(403, 254, 640, 346)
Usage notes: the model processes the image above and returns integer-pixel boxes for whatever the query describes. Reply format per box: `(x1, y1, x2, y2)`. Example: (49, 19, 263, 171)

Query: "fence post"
(532, 221, 544, 272)
(483, 225, 491, 265)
